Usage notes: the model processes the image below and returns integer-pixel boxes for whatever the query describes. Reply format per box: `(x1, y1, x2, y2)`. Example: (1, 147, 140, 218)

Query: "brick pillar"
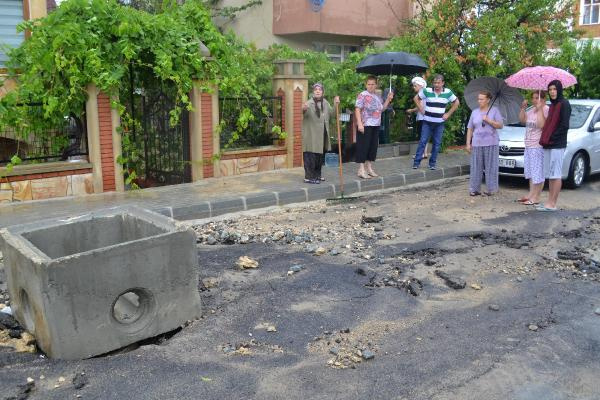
(189, 81, 219, 181)
(293, 88, 303, 167)
(85, 84, 124, 193)
(272, 59, 309, 169)
(277, 88, 286, 133)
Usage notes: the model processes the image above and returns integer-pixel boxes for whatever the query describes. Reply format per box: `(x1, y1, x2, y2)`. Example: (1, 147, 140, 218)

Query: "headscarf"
(540, 80, 564, 146)
(548, 79, 564, 104)
(411, 77, 426, 88)
(312, 82, 324, 118)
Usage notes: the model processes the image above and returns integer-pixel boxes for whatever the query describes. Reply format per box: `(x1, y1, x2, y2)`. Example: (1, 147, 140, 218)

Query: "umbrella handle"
(483, 95, 499, 127)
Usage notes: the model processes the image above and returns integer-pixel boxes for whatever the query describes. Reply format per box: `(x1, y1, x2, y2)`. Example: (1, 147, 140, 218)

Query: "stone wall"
(0, 163, 94, 203)
(219, 148, 288, 176)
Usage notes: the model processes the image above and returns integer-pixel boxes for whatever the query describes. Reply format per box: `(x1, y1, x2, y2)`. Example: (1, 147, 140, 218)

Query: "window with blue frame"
(0, 0, 25, 68)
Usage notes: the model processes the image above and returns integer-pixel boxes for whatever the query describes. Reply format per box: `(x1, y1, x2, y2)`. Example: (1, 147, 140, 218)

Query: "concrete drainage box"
(0, 206, 201, 360)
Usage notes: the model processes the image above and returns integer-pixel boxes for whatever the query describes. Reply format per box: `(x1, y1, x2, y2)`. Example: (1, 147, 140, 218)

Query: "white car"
(498, 99, 600, 188)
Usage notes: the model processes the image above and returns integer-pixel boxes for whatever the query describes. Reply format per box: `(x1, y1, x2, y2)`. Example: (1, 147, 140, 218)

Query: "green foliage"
(577, 42, 600, 99)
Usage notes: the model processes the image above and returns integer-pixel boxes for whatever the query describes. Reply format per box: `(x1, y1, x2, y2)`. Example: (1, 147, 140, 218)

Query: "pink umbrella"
(505, 66, 577, 90)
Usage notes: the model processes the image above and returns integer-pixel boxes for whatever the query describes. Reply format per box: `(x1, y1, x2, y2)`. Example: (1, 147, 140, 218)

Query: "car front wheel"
(565, 152, 587, 189)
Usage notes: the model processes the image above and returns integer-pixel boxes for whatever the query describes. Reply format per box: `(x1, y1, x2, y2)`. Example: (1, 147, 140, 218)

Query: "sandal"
(367, 171, 379, 177)
(469, 191, 481, 196)
(522, 200, 539, 205)
(516, 197, 529, 203)
(358, 172, 370, 179)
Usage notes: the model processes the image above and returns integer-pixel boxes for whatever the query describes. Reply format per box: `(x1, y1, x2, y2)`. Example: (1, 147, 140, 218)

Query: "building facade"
(575, 0, 600, 43)
(215, 0, 414, 61)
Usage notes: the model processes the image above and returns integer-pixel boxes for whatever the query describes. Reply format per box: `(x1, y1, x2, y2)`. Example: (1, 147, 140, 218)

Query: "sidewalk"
(0, 151, 470, 228)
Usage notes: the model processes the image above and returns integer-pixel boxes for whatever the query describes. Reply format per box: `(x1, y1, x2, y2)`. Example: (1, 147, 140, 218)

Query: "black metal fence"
(219, 96, 283, 150)
(0, 103, 88, 165)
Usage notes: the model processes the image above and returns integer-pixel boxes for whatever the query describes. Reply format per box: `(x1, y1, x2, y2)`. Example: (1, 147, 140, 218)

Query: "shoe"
(536, 205, 557, 212)
(412, 165, 418, 169)
(428, 166, 436, 170)
(482, 191, 493, 196)
(311, 179, 321, 184)
(367, 171, 379, 177)
(522, 200, 539, 205)
(304, 178, 311, 183)
(469, 191, 481, 196)
(320, 177, 326, 181)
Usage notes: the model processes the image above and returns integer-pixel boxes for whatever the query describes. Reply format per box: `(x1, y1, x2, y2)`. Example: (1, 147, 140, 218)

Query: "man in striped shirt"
(413, 74, 460, 170)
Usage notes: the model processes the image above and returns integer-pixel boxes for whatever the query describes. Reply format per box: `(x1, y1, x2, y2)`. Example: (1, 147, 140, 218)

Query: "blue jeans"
(414, 121, 444, 167)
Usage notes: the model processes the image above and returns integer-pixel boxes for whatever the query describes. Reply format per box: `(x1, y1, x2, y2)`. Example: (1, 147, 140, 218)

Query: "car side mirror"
(594, 121, 600, 132)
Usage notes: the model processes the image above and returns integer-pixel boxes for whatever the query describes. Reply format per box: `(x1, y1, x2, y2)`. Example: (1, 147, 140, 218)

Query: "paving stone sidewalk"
(0, 151, 470, 228)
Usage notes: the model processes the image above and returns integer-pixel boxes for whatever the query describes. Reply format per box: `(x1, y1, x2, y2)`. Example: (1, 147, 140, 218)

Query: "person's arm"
(355, 107, 364, 133)
(466, 127, 473, 153)
(557, 100, 571, 133)
(443, 98, 459, 120)
(536, 104, 547, 129)
(482, 108, 503, 129)
(519, 100, 527, 124)
(382, 91, 394, 109)
(415, 95, 424, 114)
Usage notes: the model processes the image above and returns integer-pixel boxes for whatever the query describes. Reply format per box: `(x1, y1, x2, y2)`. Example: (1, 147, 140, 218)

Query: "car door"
(589, 106, 600, 173)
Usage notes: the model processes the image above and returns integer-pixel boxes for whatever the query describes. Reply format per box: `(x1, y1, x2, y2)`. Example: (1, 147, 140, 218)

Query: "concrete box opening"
(22, 214, 167, 259)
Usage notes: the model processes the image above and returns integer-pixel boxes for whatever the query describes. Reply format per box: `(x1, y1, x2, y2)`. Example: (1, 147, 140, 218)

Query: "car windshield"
(506, 104, 593, 129)
(570, 105, 593, 128)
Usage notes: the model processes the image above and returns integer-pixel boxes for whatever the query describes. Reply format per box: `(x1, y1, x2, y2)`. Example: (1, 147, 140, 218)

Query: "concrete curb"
(159, 164, 469, 221)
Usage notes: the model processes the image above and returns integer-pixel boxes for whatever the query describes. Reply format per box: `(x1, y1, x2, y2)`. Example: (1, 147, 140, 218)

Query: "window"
(582, 0, 600, 25)
(314, 43, 361, 63)
(0, 0, 25, 68)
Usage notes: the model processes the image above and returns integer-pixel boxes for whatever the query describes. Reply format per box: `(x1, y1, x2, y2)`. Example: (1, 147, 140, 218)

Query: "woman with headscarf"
(536, 80, 571, 212)
(302, 83, 340, 184)
(407, 76, 429, 158)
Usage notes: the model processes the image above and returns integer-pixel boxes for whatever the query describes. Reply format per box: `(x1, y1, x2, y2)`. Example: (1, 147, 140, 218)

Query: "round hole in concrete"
(112, 289, 152, 325)
(19, 289, 35, 331)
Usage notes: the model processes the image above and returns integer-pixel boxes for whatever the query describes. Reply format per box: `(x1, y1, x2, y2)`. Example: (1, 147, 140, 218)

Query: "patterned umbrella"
(505, 66, 577, 90)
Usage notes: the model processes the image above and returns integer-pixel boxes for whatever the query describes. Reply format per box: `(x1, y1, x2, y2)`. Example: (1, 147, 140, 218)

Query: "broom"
(327, 101, 358, 203)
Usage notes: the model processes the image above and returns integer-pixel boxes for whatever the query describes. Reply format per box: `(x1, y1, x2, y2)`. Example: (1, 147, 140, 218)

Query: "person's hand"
(406, 108, 414, 114)
(466, 143, 471, 154)
(358, 124, 364, 133)
(334, 96, 340, 105)
(386, 91, 394, 102)
(482, 115, 489, 124)
(535, 100, 545, 111)
(302, 101, 309, 111)
(443, 112, 450, 121)
(521, 99, 528, 110)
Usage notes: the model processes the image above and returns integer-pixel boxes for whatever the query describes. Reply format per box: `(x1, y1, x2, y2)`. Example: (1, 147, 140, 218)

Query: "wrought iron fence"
(219, 96, 283, 150)
(0, 103, 88, 165)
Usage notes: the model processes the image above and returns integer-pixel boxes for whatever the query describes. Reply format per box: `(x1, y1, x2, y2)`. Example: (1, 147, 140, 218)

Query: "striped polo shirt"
(418, 87, 457, 123)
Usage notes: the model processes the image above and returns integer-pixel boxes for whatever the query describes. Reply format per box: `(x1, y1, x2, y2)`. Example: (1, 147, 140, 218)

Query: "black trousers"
(355, 125, 379, 163)
(303, 152, 324, 180)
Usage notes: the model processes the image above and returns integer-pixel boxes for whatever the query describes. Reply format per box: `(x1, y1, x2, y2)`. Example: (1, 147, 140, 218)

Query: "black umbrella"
(356, 51, 428, 88)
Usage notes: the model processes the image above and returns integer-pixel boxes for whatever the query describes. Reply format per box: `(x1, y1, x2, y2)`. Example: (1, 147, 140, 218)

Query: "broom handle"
(336, 102, 344, 194)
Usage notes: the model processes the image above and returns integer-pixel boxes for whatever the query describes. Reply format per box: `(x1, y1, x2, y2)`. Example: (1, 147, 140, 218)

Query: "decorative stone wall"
(0, 164, 94, 203)
(218, 148, 288, 177)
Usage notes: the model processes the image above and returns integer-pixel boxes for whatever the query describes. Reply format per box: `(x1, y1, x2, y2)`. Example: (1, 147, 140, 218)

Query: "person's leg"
(469, 146, 484, 194)
(540, 148, 564, 209)
(413, 122, 432, 167)
(303, 152, 312, 182)
(355, 129, 369, 177)
(316, 152, 324, 180)
(529, 148, 545, 203)
(366, 126, 379, 175)
(546, 179, 562, 208)
(428, 123, 444, 168)
(484, 145, 499, 194)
